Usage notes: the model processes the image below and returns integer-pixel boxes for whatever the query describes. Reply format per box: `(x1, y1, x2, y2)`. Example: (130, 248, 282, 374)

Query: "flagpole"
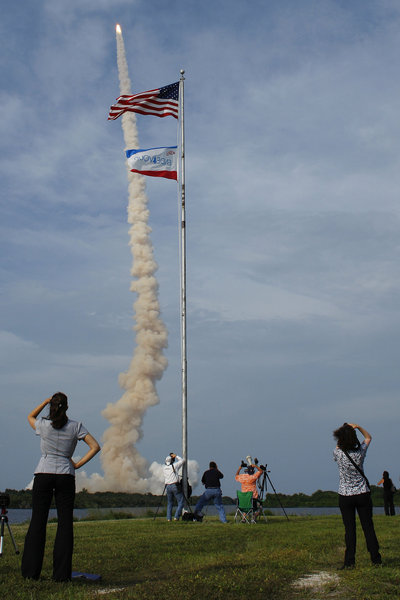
(179, 69, 188, 498)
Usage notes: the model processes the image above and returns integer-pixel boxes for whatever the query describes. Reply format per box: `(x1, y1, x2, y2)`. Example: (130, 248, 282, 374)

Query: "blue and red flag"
(126, 146, 178, 180)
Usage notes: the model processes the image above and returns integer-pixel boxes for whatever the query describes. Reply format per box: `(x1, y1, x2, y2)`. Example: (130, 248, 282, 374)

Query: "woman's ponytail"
(49, 392, 68, 429)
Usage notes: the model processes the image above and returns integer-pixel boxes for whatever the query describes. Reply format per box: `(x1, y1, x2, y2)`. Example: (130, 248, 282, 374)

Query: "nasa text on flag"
(126, 146, 178, 180)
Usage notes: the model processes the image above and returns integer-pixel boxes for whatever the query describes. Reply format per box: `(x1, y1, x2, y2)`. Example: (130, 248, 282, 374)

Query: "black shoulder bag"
(342, 449, 371, 491)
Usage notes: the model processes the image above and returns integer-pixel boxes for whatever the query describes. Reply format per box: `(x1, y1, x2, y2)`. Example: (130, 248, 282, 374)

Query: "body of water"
(5, 505, 398, 523)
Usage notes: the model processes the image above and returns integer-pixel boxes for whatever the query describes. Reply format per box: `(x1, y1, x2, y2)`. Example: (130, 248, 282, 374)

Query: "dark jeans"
(21, 473, 75, 581)
(194, 488, 227, 523)
(383, 491, 395, 516)
(339, 492, 381, 566)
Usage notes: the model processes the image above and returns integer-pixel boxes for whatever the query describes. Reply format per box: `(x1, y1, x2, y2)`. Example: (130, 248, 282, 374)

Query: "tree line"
(263, 486, 398, 507)
(2, 486, 397, 509)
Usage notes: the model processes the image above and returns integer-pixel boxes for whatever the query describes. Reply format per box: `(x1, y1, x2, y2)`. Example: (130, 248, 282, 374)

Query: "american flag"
(108, 82, 179, 120)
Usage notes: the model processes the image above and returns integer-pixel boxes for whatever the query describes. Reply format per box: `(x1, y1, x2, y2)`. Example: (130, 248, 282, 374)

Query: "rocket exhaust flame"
(116, 23, 122, 34)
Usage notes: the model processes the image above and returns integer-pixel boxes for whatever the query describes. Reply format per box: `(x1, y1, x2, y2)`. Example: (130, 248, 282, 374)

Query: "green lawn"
(1, 515, 399, 599)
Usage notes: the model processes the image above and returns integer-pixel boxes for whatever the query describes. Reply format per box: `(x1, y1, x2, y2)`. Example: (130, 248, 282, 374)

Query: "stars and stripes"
(108, 82, 179, 120)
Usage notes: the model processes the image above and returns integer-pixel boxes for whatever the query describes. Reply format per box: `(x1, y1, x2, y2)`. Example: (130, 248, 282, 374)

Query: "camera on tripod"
(0, 494, 10, 510)
(254, 458, 267, 471)
(0, 491, 19, 556)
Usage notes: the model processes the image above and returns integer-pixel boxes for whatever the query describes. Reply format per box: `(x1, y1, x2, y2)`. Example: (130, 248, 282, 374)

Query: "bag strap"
(342, 448, 370, 490)
(171, 463, 179, 484)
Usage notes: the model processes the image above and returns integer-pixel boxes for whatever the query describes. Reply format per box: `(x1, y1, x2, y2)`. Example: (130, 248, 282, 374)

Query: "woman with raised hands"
(333, 422, 381, 569)
(21, 392, 100, 582)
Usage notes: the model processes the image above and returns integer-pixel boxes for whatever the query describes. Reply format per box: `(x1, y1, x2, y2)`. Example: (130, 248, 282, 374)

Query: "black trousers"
(383, 491, 395, 516)
(21, 473, 75, 581)
(338, 492, 381, 566)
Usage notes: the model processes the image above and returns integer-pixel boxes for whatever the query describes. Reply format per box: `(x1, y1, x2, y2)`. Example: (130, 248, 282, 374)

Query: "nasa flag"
(125, 146, 178, 180)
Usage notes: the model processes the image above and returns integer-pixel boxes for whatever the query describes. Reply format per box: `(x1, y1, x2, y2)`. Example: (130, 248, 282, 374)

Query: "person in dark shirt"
(377, 471, 396, 516)
(193, 461, 227, 522)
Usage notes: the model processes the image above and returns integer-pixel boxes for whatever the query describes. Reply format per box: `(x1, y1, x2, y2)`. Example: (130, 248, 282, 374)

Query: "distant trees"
(4, 486, 396, 509)
(4, 489, 32, 509)
(264, 486, 395, 508)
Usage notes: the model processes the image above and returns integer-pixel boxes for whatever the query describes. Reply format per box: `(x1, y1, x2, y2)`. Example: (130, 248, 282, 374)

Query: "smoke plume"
(78, 25, 174, 493)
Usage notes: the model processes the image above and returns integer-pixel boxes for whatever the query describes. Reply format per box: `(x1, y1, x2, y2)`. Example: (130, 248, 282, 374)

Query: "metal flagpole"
(179, 69, 188, 499)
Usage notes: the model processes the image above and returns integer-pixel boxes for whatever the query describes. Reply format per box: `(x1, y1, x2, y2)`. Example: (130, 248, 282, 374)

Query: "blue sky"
(2, 0, 400, 497)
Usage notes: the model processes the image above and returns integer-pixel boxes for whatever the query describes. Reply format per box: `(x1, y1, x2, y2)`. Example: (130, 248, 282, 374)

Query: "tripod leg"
(0, 517, 4, 556)
(266, 474, 289, 521)
(153, 485, 167, 520)
(6, 521, 19, 555)
(181, 490, 194, 514)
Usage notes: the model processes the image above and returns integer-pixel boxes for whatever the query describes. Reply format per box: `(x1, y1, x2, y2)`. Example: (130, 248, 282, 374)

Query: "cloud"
(0, 330, 38, 359)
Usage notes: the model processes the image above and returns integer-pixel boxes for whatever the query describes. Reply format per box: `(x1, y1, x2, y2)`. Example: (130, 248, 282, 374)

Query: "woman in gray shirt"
(21, 392, 100, 581)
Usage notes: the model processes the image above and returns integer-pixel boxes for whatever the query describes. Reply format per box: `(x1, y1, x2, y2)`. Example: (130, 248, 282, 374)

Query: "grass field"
(1, 514, 399, 599)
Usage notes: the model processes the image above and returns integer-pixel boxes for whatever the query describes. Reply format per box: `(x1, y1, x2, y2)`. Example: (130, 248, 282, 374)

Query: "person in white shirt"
(163, 453, 185, 521)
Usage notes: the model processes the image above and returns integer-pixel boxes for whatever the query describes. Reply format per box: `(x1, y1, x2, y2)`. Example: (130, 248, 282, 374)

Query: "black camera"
(240, 460, 247, 468)
(254, 458, 267, 471)
(0, 493, 10, 509)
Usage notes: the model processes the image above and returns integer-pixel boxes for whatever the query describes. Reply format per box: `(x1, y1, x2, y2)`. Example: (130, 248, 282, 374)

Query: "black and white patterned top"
(333, 441, 369, 496)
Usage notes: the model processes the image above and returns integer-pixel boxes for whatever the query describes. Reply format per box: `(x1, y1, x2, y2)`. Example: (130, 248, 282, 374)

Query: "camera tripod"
(0, 505, 20, 556)
(256, 463, 289, 521)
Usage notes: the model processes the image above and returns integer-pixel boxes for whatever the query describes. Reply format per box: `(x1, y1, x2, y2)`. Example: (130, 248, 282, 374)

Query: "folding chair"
(234, 491, 255, 524)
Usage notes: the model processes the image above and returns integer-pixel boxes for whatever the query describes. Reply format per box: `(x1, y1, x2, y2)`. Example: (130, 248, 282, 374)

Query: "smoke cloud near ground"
(76, 26, 200, 493)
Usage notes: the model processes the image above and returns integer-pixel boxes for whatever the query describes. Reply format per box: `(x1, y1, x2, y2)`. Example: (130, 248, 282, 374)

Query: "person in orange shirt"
(235, 462, 263, 517)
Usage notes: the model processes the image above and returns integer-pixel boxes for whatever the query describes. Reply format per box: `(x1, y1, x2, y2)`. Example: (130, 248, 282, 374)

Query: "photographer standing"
(333, 422, 381, 569)
(377, 471, 396, 516)
(163, 453, 185, 521)
(194, 461, 227, 523)
(235, 462, 263, 516)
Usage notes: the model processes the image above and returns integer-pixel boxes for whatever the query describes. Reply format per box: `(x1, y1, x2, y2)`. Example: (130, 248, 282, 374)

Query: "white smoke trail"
(80, 25, 172, 493)
(23, 29, 200, 496)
